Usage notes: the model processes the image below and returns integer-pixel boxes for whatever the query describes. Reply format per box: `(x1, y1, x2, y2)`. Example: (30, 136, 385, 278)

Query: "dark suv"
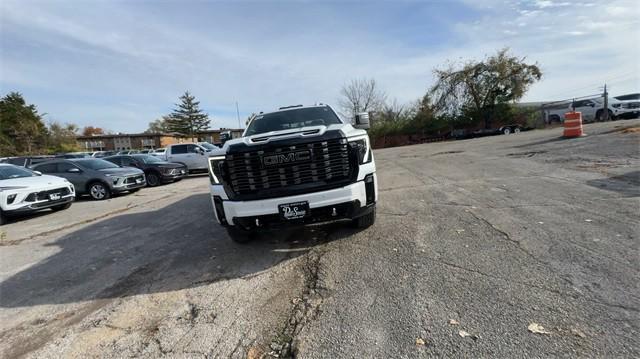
(104, 154, 187, 186)
(31, 158, 146, 200)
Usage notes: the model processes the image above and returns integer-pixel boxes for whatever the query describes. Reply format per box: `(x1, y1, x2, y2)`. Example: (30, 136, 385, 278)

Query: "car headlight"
(612, 104, 621, 108)
(208, 156, 225, 184)
(348, 137, 372, 165)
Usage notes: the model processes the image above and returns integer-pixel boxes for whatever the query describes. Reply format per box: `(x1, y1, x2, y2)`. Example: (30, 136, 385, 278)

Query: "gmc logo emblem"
(262, 150, 312, 167)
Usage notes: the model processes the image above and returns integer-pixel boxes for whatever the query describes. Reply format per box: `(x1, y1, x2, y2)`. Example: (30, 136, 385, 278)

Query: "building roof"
(76, 129, 243, 140)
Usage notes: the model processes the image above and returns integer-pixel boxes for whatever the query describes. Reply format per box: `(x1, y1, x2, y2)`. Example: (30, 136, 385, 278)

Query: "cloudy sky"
(1, 0, 638, 132)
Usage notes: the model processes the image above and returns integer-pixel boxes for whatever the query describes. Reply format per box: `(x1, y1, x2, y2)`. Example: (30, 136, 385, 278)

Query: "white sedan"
(0, 164, 76, 225)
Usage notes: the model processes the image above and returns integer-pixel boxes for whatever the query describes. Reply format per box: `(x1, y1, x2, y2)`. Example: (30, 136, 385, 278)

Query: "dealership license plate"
(49, 193, 60, 200)
(278, 201, 309, 220)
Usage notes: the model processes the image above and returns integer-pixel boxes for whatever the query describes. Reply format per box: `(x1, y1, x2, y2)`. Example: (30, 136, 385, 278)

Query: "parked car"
(197, 142, 218, 151)
(612, 93, 640, 119)
(0, 156, 55, 167)
(163, 143, 209, 173)
(150, 148, 166, 157)
(91, 151, 118, 158)
(31, 158, 146, 200)
(55, 152, 91, 159)
(103, 154, 187, 186)
(0, 164, 75, 225)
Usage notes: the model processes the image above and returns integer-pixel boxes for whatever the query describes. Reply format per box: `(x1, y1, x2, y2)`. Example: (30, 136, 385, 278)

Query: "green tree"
(166, 91, 210, 138)
(0, 92, 47, 155)
(47, 122, 80, 153)
(430, 48, 542, 129)
(146, 116, 171, 133)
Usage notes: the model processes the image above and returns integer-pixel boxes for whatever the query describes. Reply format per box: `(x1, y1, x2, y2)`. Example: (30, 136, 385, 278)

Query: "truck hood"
(0, 174, 69, 189)
(208, 124, 368, 156)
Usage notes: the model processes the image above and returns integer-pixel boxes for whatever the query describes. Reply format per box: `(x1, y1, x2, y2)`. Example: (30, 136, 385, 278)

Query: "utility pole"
(603, 84, 609, 121)
(236, 102, 241, 129)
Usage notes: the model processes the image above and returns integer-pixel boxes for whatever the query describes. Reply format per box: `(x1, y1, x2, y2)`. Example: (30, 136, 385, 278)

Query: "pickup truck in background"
(163, 143, 209, 173)
(544, 96, 639, 123)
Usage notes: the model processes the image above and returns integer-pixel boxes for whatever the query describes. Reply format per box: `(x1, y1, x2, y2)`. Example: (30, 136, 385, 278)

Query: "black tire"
(352, 207, 376, 229)
(226, 226, 256, 243)
(51, 202, 72, 211)
(88, 181, 110, 200)
(549, 115, 561, 124)
(595, 109, 614, 122)
(513, 126, 521, 134)
(0, 210, 5, 225)
(146, 171, 161, 187)
(502, 127, 511, 135)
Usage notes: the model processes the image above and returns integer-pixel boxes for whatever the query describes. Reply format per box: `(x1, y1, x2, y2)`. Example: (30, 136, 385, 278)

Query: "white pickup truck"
(163, 143, 209, 173)
(207, 104, 377, 243)
(545, 96, 638, 123)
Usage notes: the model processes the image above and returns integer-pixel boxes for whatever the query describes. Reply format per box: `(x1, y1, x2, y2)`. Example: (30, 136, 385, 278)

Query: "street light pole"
(236, 102, 241, 129)
(603, 84, 609, 121)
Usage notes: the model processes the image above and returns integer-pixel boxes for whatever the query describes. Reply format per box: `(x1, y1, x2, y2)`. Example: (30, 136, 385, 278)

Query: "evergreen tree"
(0, 92, 47, 155)
(166, 91, 210, 137)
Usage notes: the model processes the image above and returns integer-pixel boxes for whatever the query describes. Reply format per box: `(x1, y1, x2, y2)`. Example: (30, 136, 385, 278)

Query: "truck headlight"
(348, 138, 372, 164)
(208, 156, 225, 184)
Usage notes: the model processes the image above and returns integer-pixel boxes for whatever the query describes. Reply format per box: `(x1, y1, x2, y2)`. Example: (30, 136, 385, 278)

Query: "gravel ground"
(0, 119, 638, 358)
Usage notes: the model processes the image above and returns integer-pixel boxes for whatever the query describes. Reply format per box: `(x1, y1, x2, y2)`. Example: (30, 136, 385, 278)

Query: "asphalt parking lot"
(1, 120, 638, 358)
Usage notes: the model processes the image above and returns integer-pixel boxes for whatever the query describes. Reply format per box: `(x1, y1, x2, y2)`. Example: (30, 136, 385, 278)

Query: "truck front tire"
(352, 207, 376, 229)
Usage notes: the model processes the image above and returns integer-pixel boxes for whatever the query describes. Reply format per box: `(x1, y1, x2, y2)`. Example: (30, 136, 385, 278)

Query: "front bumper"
(4, 195, 74, 214)
(160, 168, 188, 182)
(210, 173, 378, 227)
(111, 181, 146, 193)
(109, 174, 146, 192)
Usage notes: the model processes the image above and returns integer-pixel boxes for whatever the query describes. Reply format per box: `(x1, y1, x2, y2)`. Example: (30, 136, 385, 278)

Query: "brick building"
(76, 129, 244, 151)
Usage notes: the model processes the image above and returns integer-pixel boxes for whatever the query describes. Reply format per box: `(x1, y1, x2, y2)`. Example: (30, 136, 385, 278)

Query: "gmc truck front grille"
(225, 138, 352, 199)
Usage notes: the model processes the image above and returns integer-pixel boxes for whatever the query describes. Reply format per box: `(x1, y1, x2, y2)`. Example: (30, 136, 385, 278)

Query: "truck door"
(167, 144, 190, 168)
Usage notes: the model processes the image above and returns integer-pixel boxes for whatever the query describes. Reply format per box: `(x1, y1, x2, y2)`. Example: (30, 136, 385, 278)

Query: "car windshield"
(74, 159, 120, 170)
(245, 107, 342, 136)
(132, 155, 164, 164)
(0, 165, 36, 180)
(199, 142, 217, 150)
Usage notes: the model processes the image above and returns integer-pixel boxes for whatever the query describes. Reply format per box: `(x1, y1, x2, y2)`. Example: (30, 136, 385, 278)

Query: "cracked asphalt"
(1, 119, 638, 358)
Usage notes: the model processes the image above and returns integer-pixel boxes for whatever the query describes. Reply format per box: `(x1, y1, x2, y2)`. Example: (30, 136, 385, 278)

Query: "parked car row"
(0, 153, 190, 225)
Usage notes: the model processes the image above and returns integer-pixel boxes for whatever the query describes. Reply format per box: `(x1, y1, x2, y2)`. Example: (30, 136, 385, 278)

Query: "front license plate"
(49, 193, 60, 200)
(278, 201, 309, 220)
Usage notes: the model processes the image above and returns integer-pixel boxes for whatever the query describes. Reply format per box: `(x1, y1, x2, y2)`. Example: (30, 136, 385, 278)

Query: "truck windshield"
(245, 107, 343, 136)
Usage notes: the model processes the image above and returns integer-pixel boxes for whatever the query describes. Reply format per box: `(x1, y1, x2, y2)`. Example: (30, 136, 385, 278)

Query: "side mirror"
(354, 112, 370, 130)
(67, 168, 81, 173)
(33, 170, 42, 176)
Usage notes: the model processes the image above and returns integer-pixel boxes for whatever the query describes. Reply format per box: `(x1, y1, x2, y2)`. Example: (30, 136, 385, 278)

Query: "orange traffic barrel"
(563, 111, 584, 138)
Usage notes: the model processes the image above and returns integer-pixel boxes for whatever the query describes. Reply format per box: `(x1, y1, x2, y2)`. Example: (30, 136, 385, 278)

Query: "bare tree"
(338, 78, 387, 120)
